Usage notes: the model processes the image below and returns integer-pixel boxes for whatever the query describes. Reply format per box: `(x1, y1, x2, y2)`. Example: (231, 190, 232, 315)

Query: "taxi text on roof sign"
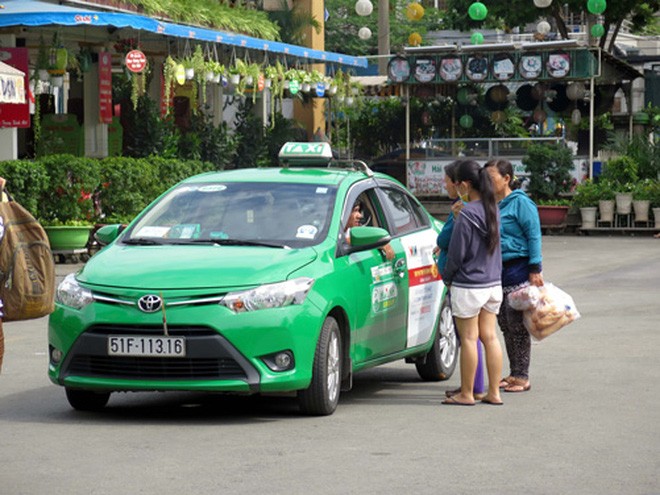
(278, 142, 333, 166)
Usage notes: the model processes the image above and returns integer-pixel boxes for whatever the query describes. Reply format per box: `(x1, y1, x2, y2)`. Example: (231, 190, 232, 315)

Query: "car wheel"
(415, 295, 458, 381)
(65, 388, 111, 411)
(298, 317, 342, 416)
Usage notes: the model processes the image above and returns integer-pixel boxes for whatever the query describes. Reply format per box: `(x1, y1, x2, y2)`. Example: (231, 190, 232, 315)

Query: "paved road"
(1, 235, 659, 495)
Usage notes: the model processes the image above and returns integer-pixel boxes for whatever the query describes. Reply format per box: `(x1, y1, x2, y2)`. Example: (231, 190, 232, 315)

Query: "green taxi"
(48, 143, 458, 415)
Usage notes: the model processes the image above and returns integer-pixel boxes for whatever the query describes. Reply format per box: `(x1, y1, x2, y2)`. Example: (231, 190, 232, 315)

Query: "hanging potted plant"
(229, 59, 246, 86)
(162, 55, 178, 115)
(35, 34, 50, 82)
(264, 64, 278, 89)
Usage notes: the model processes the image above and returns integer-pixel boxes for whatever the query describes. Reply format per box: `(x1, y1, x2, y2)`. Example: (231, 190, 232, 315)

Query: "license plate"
(108, 335, 186, 357)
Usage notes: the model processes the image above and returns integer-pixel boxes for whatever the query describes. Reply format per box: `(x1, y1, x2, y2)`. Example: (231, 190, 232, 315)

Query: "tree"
(324, 0, 446, 56)
(444, 0, 660, 53)
(267, 0, 321, 46)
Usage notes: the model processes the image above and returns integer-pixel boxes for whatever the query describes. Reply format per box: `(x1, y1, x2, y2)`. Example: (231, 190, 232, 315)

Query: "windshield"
(125, 181, 337, 248)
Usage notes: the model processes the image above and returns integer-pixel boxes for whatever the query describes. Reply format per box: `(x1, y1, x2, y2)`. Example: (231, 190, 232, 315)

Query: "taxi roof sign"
(278, 142, 333, 166)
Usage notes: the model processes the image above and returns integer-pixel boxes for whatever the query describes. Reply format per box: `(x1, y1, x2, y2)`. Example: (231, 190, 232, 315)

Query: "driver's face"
(347, 204, 363, 229)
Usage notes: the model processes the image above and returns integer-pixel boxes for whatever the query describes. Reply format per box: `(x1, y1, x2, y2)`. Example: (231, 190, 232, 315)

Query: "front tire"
(298, 317, 342, 416)
(65, 388, 111, 411)
(415, 295, 458, 381)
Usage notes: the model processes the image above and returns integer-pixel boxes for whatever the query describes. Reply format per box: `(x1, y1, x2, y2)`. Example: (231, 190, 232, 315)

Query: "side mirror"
(95, 224, 125, 246)
(345, 226, 391, 253)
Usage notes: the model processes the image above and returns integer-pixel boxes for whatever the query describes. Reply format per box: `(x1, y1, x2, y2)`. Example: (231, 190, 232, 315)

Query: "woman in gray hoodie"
(441, 161, 503, 406)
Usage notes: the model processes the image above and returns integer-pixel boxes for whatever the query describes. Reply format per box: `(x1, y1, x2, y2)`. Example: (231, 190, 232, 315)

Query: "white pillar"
(0, 34, 18, 161)
(83, 56, 108, 157)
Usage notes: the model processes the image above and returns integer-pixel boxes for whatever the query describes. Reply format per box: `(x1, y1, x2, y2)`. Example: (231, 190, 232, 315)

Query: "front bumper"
(48, 295, 324, 394)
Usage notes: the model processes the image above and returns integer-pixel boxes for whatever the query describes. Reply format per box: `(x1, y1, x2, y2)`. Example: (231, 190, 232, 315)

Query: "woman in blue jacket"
(485, 159, 543, 393)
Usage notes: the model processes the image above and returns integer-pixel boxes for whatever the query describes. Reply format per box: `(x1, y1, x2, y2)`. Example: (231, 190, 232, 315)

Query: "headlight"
(55, 273, 94, 310)
(221, 277, 314, 313)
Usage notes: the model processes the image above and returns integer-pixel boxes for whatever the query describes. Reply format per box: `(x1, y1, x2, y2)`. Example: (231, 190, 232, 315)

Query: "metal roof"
(0, 0, 367, 68)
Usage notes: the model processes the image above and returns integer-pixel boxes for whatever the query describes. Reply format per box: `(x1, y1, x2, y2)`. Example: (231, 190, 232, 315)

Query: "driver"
(344, 199, 394, 260)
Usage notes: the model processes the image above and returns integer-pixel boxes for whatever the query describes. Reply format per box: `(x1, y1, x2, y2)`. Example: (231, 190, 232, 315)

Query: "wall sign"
(465, 55, 488, 81)
(519, 54, 543, 79)
(547, 52, 570, 78)
(492, 53, 515, 81)
(413, 58, 436, 83)
(439, 57, 463, 82)
(388, 57, 411, 83)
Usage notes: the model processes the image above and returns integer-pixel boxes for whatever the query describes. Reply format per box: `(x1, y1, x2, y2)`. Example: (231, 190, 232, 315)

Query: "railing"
(412, 136, 564, 159)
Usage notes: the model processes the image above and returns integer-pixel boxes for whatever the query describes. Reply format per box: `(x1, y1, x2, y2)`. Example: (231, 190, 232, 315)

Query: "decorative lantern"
(537, 20, 551, 35)
(533, 108, 547, 124)
(571, 108, 582, 125)
(457, 87, 470, 105)
(355, 0, 373, 16)
(591, 24, 605, 38)
(468, 2, 488, 21)
(408, 32, 422, 47)
(491, 111, 506, 124)
(566, 82, 586, 101)
(470, 32, 484, 44)
(358, 27, 372, 40)
(459, 114, 473, 128)
(406, 3, 425, 21)
(587, 0, 606, 15)
(533, 0, 553, 7)
(489, 84, 509, 103)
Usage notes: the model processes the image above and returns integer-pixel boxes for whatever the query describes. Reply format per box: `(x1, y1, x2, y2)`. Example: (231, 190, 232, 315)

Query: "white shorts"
(450, 286, 503, 318)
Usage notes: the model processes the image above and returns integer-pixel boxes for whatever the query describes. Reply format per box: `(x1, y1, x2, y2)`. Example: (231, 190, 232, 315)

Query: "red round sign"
(125, 50, 147, 73)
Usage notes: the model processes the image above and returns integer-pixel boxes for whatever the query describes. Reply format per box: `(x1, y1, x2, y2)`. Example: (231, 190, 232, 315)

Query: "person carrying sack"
(0, 177, 56, 373)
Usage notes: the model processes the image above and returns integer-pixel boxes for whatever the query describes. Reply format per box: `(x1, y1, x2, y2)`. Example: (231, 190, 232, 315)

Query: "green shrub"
(572, 179, 602, 208)
(0, 159, 49, 216)
(522, 143, 574, 203)
(37, 154, 101, 224)
(601, 155, 639, 187)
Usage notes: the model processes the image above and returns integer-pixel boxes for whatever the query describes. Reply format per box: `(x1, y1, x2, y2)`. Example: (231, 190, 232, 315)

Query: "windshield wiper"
(122, 237, 165, 245)
(210, 239, 290, 249)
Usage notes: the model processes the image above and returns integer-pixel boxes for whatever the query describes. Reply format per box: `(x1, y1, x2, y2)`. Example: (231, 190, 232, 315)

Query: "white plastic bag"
(520, 283, 580, 341)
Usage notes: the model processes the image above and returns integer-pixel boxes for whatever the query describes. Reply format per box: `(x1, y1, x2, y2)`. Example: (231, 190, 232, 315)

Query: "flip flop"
(481, 398, 504, 406)
(504, 381, 531, 393)
(445, 387, 486, 400)
(442, 396, 475, 406)
(499, 377, 512, 389)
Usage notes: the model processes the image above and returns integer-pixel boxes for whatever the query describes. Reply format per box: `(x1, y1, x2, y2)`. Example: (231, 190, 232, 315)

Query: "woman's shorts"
(450, 285, 503, 318)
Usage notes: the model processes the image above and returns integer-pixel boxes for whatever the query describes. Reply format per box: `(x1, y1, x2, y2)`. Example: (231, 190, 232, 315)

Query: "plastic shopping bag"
(510, 283, 580, 341)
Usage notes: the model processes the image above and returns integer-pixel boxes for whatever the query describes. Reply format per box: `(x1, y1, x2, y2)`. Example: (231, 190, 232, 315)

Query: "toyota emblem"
(137, 294, 163, 313)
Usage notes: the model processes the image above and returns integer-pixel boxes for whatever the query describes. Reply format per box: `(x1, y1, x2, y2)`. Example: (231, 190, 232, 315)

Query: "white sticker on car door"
(400, 230, 443, 348)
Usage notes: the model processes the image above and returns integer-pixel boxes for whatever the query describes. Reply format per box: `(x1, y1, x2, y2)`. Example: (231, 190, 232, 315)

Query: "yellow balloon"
(406, 3, 424, 21)
(408, 32, 422, 47)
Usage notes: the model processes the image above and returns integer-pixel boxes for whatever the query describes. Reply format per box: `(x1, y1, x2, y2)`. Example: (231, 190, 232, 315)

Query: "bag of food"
(507, 284, 541, 311)
(522, 283, 580, 341)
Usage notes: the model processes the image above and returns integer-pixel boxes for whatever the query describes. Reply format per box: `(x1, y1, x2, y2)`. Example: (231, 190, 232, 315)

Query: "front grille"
(86, 324, 217, 337)
(60, 328, 261, 388)
(67, 355, 246, 380)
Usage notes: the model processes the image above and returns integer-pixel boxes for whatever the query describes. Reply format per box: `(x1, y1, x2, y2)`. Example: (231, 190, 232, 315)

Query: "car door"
(335, 186, 408, 364)
(375, 184, 444, 351)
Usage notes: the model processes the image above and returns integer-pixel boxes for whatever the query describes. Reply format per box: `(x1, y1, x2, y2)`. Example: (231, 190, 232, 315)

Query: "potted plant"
(572, 179, 601, 229)
(522, 142, 575, 226)
(595, 178, 616, 225)
(35, 34, 50, 82)
(601, 155, 639, 217)
(649, 181, 660, 229)
(631, 179, 655, 224)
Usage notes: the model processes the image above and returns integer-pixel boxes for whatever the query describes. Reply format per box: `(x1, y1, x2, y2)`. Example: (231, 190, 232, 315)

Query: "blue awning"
(0, 0, 367, 68)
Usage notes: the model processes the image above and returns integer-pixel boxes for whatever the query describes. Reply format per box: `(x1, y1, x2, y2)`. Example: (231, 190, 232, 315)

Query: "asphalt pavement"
(0, 234, 659, 495)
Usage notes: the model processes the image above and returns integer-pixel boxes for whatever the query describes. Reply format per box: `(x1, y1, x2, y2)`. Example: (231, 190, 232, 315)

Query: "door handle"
(394, 258, 406, 278)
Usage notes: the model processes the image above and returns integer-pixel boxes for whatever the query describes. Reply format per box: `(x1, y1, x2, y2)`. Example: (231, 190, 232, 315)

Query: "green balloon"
(591, 24, 605, 37)
(468, 2, 488, 21)
(587, 0, 606, 15)
(457, 88, 470, 105)
(459, 114, 473, 129)
(471, 32, 484, 45)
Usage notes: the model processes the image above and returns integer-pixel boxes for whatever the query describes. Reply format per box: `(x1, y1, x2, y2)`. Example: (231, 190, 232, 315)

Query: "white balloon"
(566, 82, 586, 101)
(533, 0, 552, 8)
(571, 108, 582, 125)
(537, 20, 551, 35)
(358, 27, 372, 40)
(355, 0, 374, 16)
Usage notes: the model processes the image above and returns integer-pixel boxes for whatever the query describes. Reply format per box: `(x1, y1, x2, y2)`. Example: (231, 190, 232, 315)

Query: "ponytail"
(477, 167, 500, 255)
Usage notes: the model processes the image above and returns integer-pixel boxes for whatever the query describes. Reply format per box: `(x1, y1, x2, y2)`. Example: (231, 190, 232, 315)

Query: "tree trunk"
(551, 2, 569, 40)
